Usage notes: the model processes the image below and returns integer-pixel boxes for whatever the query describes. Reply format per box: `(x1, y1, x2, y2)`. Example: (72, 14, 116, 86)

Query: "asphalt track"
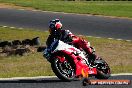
(0, 8, 132, 40)
(0, 75, 131, 88)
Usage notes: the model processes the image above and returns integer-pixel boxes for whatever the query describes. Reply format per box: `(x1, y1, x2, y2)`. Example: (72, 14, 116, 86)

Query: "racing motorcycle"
(43, 39, 111, 81)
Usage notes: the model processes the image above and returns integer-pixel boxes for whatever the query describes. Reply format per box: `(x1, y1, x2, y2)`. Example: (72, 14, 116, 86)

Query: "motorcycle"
(43, 39, 111, 81)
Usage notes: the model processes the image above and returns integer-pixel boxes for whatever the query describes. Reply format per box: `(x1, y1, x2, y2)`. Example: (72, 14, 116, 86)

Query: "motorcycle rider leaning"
(45, 19, 96, 63)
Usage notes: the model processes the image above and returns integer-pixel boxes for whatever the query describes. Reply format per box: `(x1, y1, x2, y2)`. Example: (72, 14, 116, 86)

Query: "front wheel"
(51, 57, 75, 81)
(94, 58, 111, 79)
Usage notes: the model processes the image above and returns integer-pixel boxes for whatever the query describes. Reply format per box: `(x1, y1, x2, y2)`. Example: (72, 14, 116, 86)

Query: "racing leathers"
(46, 29, 96, 62)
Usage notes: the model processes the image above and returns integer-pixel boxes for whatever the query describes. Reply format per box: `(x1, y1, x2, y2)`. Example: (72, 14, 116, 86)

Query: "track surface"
(0, 75, 131, 88)
(0, 8, 132, 40)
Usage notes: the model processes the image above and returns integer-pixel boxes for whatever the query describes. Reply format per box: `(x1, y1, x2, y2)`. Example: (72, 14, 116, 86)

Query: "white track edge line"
(0, 73, 132, 80)
(0, 76, 57, 81)
(111, 73, 132, 76)
(17, 8, 132, 20)
(0, 25, 131, 42)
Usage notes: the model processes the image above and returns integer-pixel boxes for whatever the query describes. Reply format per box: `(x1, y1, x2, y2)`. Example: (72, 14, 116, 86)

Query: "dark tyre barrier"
(0, 37, 42, 56)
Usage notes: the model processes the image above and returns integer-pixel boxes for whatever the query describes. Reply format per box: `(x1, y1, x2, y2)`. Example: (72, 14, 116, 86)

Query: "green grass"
(0, 53, 54, 78)
(0, 27, 48, 42)
(84, 36, 132, 73)
(0, 27, 55, 78)
(0, 27, 132, 78)
(0, 0, 132, 18)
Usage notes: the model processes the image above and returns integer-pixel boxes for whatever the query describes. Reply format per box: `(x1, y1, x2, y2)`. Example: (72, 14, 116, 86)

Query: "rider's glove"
(43, 48, 51, 61)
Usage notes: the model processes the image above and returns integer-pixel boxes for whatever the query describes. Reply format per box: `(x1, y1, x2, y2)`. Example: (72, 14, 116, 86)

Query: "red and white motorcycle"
(43, 39, 111, 81)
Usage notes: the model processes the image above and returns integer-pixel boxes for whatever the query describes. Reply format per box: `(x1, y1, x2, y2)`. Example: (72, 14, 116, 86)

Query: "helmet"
(49, 19, 62, 34)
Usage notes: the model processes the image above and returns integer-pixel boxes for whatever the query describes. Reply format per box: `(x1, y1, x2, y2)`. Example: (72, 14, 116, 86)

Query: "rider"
(45, 19, 96, 62)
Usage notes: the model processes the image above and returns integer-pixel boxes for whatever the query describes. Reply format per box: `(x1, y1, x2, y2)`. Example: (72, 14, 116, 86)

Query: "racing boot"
(88, 53, 97, 64)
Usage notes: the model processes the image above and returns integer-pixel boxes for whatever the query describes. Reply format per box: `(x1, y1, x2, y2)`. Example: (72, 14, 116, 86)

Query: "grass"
(0, 27, 48, 42)
(0, 53, 54, 78)
(85, 36, 132, 73)
(0, 0, 132, 18)
(0, 27, 132, 78)
(0, 27, 55, 78)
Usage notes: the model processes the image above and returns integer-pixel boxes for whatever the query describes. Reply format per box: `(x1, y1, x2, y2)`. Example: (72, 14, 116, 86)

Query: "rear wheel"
(94, 58, 111, 79)
(51, 57, 75, 81)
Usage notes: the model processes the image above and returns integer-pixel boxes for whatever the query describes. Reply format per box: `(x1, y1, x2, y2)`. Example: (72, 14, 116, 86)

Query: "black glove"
(43, 48, 51, 61)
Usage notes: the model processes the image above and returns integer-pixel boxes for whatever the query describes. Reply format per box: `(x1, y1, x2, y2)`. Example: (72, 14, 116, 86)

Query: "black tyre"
(94, 58, 111, 79)
(51, 57, 75, 81)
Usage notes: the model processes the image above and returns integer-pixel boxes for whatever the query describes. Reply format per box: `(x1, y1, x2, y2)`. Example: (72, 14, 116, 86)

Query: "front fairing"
(45, 40, 97, 77)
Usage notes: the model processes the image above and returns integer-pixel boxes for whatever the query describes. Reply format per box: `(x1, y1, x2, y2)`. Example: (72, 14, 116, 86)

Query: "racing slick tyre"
(94, 58, 111, 79)
(51, 57, 75, 81)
